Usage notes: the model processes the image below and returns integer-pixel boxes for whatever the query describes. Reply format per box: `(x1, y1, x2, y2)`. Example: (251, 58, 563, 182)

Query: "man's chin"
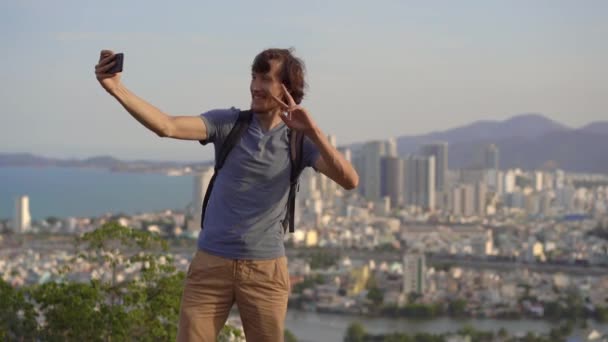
(251, 104, 269, 113)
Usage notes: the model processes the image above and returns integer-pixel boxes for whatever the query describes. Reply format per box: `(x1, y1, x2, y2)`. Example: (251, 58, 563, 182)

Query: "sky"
(1, 0, 607, 162)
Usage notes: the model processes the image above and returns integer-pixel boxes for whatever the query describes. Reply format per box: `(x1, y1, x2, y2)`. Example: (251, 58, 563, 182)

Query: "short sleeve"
(301, 136, 321, 171)
(198, 107, 240, 146)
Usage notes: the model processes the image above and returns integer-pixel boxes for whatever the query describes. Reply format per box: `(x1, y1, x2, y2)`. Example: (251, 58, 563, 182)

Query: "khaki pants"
(177, 250, 290, 342)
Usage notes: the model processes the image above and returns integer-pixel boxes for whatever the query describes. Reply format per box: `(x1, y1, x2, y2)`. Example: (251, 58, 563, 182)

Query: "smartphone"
(107, 53, 124, 74)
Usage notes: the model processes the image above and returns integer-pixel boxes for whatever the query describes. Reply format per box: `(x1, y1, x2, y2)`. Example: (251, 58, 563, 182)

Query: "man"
(95, 48, 358, 341)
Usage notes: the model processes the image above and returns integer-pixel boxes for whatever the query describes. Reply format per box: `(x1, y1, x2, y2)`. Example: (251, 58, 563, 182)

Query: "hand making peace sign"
(270, 85, 318, 136)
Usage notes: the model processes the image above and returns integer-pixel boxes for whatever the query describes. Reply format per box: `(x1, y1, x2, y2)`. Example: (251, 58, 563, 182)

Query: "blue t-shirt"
(197, 107, 320, 259)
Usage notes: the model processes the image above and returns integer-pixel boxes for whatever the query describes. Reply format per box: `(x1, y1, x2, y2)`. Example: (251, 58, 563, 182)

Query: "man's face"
(250, 60, 284, 114)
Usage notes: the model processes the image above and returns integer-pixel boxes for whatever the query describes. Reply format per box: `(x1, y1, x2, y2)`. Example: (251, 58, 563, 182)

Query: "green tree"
(447, 299, 467, 317)
(309, 250, 339, 270)
(367, 287, 384, 307)
(548, 327, 567, 342)
(344, 321, 366, 342)
(407, 291, 422, 304)
(218, 324, 244, 341)
(365, 274, 378, 290)
(31, 280, 120, 341)
(400, 304, 438, 319)
(76, 222, 183, 341)
(0, 278, 38, 340)
(596, 306, 608, 322)
(411, 332, 444, 342)
(46, 216, 61, 226)
(384, 332, 412, 342)
(29, 222, 186, 341)
(284, 328, 298, 342)
(293, 274, 325, 294)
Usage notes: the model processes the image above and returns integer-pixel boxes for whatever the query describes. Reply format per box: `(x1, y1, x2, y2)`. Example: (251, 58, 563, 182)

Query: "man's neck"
(255, 109, 284, 132)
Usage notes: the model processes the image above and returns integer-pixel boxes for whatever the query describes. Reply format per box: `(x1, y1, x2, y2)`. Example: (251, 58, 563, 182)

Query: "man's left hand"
(271, 85, 318, 136)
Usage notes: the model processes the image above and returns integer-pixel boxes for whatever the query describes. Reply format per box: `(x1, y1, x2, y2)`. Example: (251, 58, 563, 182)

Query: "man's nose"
(251, 80, 263, 92)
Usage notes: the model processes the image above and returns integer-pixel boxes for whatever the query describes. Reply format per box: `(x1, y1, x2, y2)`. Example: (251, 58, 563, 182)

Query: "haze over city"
(1, 0, 607, 161)
(3, 2, 608, 341)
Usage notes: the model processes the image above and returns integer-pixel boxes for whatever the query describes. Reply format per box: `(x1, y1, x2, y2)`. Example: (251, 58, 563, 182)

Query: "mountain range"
(2, 113, 607, 174)
(0, 153, 211, 172)
(394, 113, 608, 173)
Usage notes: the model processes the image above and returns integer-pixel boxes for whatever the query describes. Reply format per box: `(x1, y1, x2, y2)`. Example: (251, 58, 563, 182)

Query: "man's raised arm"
(95, 49, 207, 141)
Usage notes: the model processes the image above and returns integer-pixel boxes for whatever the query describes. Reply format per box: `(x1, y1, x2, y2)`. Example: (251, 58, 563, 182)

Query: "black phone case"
(107, 53, 123, 74)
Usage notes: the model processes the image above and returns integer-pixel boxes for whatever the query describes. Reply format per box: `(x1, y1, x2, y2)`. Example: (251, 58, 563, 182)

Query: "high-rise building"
(380, 156, 404, 209)
(321, 135, 338, 199)
(483, 144, 499, 170)
(554, 169, 565, 189)
(359, 140, 386, 201)
(419, 142, 448, 192)
(352, 151, 366, 196)
(190, 168, 214, 232)
(337, 146, 354, 194)
(483, 144, 500, 193)
(403, 253, 426, 295)
(534, 171, 544, 192)
(405, 155, 435, 211)
(451, 186, 462, 216)
(451, 184, 474, 217)
(385, 138, 398, 158)
(14, 195, 31, 233)
(338, 147, 352, 163)
(327, 134, 337, 148)
(496, 170, 504, 195)
(299, 168, 320, 201)
(475, 181, 487, 216)
(503, 170, 517, 194)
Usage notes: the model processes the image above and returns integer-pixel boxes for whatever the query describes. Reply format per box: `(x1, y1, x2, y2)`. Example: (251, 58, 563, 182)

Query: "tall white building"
(534, 171, 544, 192)
(320, 134, 338, 199)
(14, 196, 31, 233)
(419, 142, 448, 192)
(385, 138, 398, 158)
(337, 146, 352, 163)
(337, 146, 353, 194)
(403, 253, 426, 295)
(190, 167, 215, 232)
(503, 170, 517, 194)
(554, 169, 565, 189)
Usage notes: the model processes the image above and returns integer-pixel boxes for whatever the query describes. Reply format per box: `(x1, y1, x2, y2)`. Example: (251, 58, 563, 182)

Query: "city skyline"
(1, 1, 607, 162)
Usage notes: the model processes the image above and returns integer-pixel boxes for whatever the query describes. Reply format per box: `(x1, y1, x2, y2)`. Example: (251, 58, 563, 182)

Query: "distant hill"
(0, 153, 212, 172)
(390, 114, 608, 173)
(579, 121, 608, 135)
(396, 113, 568, 153)
(4, 114, 608, 174)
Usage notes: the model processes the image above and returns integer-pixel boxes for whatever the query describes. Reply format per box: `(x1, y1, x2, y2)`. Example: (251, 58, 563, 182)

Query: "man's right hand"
(95, 49, 121, 95)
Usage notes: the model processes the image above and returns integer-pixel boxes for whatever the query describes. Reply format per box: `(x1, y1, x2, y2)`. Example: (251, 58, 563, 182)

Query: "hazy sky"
(1, 0, 606, 162)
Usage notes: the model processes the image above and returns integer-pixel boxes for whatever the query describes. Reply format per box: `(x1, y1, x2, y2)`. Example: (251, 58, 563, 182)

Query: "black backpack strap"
(200, 110, 253, 230)
(283, 129, 305, 233)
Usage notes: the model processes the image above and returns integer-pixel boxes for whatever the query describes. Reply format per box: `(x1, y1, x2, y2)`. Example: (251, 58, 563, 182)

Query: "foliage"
(0, 279, 38, 341)
(284, 328, 298, 342)
(308, 250, 339, 270)
(292, 274, 326, 294)
(3, 222, 187, 341)
(447, 299, 468, 317)
(218, 324, 244, 341)
(367, 287, 384, 307)
(344, 321, 366, 342)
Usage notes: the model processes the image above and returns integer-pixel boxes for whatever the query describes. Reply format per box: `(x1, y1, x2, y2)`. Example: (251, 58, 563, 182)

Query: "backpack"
(199, 110, 305, 233)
